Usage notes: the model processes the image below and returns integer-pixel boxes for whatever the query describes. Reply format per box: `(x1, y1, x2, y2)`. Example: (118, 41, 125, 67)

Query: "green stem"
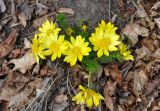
(88, 72, 91, 88)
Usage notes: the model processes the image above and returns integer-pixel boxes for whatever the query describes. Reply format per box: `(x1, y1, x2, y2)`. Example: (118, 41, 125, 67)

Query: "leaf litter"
(0, 0, 160, 111)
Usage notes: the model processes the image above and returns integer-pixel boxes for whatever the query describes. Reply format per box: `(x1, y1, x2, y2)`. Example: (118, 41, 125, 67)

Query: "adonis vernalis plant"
(31, 18, 134, 109)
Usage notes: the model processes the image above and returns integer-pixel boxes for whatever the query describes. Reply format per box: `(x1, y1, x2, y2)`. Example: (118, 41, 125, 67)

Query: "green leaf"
(82, 56, 101, 74)
(98, 51, 124, 64)
(56, 13, 68, 29)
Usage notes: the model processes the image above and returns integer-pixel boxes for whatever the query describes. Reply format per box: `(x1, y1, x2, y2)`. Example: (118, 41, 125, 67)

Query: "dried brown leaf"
(154, 18, 160, 29)
(142, 38, 155, 52)
(104, 64, 122, 83)
(9, 51, 36, 74)
(152, 49, 160, 59)
(0, 30, 18, 58)
(35, 2, 48, 16)
(32, 64, 40, 75)
(33, 12, 55, 28)
(145, 77, 159, 95)
(104, 92, 115, 111)
(55, 94, 68, 104)
(24, 38, 31, 49)
(6, 71, 30, 85)
(18, 12, 27, 27)
(8, 78, 43, 110)
(40, 65, 57, 77)
(57, 8, 74, 15)
(9, 49, 21, 59)
(135, 46, 151, 60)
(133, 70, 148, 95)
(150, 1, 160, 17)
(8, 88, 32, 110)
(105, 80, 117, 96)
(0, 0, 6, 12)
(122, 23, 149, 45)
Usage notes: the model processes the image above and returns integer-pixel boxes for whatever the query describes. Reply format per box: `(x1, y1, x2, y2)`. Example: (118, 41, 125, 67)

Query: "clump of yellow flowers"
(72, 85, 104, 108)
(31, 19, 134, 108)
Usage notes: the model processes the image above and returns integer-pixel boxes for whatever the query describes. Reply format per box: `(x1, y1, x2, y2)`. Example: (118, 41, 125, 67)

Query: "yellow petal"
(79, 85, 86, 91)
(72, 92, 85, 104)
(104, 49, 109, 56)
(86, 97, 93, 108)
(93, 94, 100, 107)
(97, 49, 103, 57)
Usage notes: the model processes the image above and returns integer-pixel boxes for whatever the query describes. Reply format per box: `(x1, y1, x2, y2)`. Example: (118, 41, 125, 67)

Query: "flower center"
(51, 42, 59, 53)
(98, 38, 109, 49)
(73, 46, 81, 54)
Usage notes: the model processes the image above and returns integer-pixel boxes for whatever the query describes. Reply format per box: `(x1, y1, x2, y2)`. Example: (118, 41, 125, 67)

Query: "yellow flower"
(119, 43, 134, 61)
(82, 25, 88, 32)
(66, 27, 73, 36)
(64, 35, 91, 66)
(43, 35, 68, 61)
(89, 20, 120, 57)
(38, 20, 61, 38)
(72, 85, 104, 108)
(31, 34, 46, 63)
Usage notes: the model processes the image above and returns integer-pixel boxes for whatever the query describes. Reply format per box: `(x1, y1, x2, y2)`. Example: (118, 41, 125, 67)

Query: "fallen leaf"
(32, 64, 40, 75)
(0, 30, 18, 58)
(24, 38, 32, 49)
(152, 49, 160, 59)
(54, 94, 68, 104)
(122, 23, 149, 45)
(142, 38, 155, 52)
(104, 64, 122, 83)
(28, 78, 43, 90)
(40, 65, 57, 77)
(104, 66, 110, 77)
(49, 94, 69, 111)
(8, 78, 43, 110)
(8, 88, 32, 111)
(11, 0, 17, 23)
(104, 91, 115, 111)
(135, 1, 155, 29)
(0, 84, 19, 101)
(9, 51, 36, 74)
(35, 2, 48, 16)
(133, 70, 148, 95)
(135, 46, 151, 60)
(50, 101, 69, 111)
(151, 1, 160, 10)
(105, 80, 117, 96)
(6, 71, 30, 85)
(0, 101, 8, 111)
(145, 76, 159, 95)
(150, 1, 160, 17)
(154, 18, 160, 29)
(33, 12, 56, 28)
(18, 12, 27, 27)
(9, 49, 22, 59)
(57, 8, 74, 15)
(18, 2, 34, 21)
(0, 0, 6, 12)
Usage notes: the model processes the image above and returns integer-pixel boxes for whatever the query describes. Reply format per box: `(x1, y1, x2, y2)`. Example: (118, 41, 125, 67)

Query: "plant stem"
(88, 72, 91, 88)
